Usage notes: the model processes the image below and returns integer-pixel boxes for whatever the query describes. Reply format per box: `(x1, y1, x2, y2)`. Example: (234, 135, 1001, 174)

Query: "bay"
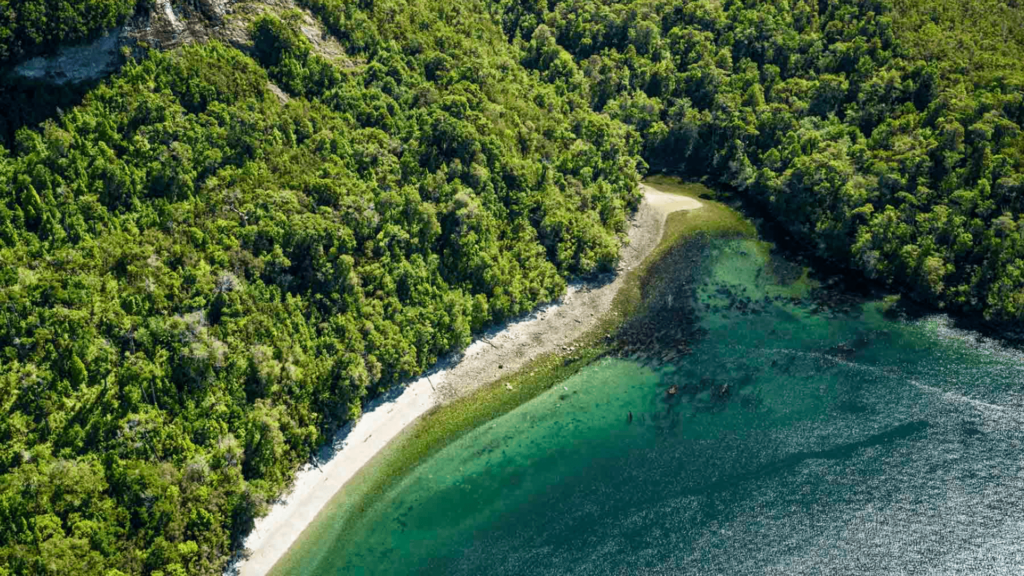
(284, 236, 1024, 575)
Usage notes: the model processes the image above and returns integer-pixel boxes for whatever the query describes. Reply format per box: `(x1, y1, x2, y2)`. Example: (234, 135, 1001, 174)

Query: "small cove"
(273, 217, 1024, 575)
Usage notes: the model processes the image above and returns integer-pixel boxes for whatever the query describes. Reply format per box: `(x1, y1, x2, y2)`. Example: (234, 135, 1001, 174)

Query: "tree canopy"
(3, 0, 1024, 573)
(0, 0, 135, 66)
(0, 3, 642, 573)
(498, 0, 1024, 321)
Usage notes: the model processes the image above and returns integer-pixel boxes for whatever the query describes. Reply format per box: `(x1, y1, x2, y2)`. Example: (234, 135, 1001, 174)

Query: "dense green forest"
(497, 0, 1024, 321)
(0, 2, 642, 573)
(0, 0, 135, 66)
(2, 0, 1024, 573)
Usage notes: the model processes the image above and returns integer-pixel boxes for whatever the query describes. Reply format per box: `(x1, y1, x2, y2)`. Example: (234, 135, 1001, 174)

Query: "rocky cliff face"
(11, 0, 349, 85)
(125, 0, 249, 53)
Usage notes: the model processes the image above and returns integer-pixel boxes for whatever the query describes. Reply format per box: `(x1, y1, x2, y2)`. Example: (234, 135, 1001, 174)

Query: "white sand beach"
(230, 184, 701, 575)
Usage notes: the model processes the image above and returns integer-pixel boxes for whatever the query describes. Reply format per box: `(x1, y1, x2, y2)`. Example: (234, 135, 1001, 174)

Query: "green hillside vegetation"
(498, 0, 1024, 322)
(0, 3, 641, 573)
(0, 0, 136, 66)
(2, 0, 1024, 573)
(893, 0, 1024, 82)
(0, 78, 103, 148)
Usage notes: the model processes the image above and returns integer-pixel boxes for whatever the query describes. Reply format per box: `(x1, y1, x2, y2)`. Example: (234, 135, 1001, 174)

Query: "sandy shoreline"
(229, 184, 701, 575)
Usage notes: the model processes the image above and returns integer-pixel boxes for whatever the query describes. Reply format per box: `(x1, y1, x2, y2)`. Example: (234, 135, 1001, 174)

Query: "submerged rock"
(712, 383, 731, 401)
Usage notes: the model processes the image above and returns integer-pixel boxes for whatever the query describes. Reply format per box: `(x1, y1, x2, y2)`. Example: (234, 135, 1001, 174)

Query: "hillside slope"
(0, 2, 641, 574)
(0, 0, 351, 146)
(498, 0, 1024, 324)
(3, 0, 1024, 573)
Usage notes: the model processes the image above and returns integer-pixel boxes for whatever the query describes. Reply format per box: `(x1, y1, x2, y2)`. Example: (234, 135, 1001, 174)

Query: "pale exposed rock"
(226, 0, 350, 61)
(13, 30, 124, 84)
(267, 82, 291, 104)
(198, 0, 231, 23)
(124, 0, 351, 62)
(123, 0, 226, 52)
(11, 0, 353, 85)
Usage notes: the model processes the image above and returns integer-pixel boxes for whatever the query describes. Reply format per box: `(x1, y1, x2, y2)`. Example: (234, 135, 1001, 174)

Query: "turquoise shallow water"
(285, 237, 1024, 575)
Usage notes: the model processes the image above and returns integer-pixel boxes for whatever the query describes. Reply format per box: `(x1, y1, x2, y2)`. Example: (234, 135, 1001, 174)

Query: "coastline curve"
(229, 183, 702, 575)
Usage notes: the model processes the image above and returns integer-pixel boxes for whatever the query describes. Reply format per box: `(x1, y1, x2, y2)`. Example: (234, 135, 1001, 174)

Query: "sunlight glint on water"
(288, 238, 1024, 575)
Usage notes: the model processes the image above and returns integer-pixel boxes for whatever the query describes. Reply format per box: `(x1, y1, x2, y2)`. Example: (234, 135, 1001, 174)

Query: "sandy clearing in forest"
(229, 184, 701, 576)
